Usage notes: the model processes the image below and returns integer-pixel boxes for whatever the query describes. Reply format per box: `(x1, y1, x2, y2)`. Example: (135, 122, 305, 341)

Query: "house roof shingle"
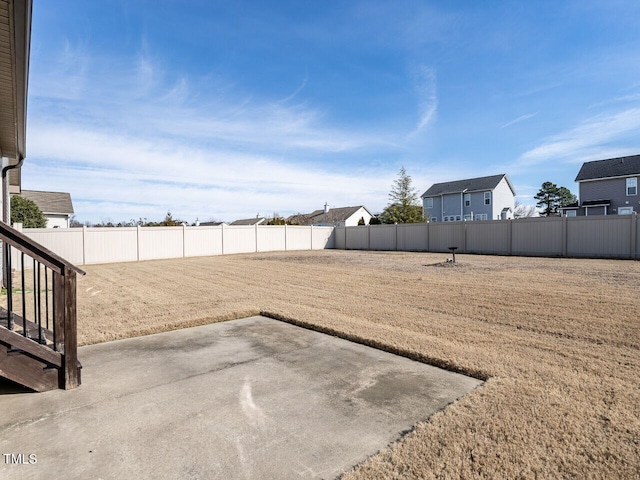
(18, 190, 74, 214)
(421, 174, 514, 197)
(287, 206, 369, 225)
(230, 217, 265, 226)
(574, 154, 640, 182)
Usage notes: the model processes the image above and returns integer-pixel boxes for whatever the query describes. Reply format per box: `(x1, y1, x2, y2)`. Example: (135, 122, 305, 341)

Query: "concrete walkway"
(0, 316, 482, 479)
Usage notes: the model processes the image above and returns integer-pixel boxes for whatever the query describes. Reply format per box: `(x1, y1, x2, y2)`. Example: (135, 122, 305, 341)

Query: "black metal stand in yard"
(448, 246, 458, 263)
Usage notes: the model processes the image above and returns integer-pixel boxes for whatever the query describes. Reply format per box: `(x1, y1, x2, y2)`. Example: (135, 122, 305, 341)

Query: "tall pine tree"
(380, 167, 425, 224)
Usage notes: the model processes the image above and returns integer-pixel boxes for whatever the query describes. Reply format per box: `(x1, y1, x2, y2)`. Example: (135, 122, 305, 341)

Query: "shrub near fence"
(15, 224, 335, 267)
(335, 213, 640, 259)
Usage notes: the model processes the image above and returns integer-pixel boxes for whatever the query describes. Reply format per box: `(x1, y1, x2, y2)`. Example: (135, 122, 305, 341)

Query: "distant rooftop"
(18, 190, 74, 214)
(230, 217, 266, 226)
(422, 174, 515, 197)
(575, 154, 640, 182)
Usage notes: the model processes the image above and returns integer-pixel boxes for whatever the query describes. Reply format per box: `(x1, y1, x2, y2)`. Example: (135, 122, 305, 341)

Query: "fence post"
(368, 225, 371, 250)
(508, 219, 512, 256)
(463, 221, 467, 253)
(221, 224, 225, 255)
(310, 225, 313, 250)
(395, 223, 398, 251)
(283, 224, 287, 251)
(255, 224, 259, 253)
(562, 216, 568, 257)
(631, 212, 637, 259)
(136, 225, 141, 261)
(82, 226, 87, 265)
(426, 222, 429, 252)
(183, 224, 187, 257)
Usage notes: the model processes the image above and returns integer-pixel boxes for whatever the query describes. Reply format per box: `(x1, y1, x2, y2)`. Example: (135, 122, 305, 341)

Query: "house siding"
(344, 207, 372, 227)
(492, 178, 515, 219)
(579, 176, 639, 215)
(422, 174, 515, 221)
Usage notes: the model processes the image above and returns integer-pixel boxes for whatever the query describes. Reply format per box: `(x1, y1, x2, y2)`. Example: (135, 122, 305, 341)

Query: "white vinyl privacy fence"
(15, 224, 334, 267)
(335, 214, 640, 259)
(12, 214, 639, 268)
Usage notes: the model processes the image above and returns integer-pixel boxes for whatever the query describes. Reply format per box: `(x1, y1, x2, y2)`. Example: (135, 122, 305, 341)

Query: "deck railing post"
(62, 269, 79, 389)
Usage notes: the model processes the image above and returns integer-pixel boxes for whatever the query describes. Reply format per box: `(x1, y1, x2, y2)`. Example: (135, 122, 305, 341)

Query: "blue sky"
(24, 0, 640, 223)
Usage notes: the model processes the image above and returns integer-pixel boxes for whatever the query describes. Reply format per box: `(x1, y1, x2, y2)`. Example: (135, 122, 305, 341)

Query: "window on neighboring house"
(464, 214, 471, 221)
(464, 193, 471, 207)
(627, 178, 637, 196)
(565, 210, 576, 217)
(455, 215, 461, 221)
(475, 213, 488, 221)
(431, 217, 437, 222)
(443, 217, 448, 222)
(618, 207, 634, 215)
(484, 192, 491, 205)
(425, 197, 434, 208)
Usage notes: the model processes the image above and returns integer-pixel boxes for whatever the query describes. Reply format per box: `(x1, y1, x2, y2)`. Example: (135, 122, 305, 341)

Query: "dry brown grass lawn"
(75, 250, 639, 479)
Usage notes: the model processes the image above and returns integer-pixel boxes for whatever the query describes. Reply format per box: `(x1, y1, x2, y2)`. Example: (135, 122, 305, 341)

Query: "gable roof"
(421, 174, 515, 197)
(575, 154, 640, 182)
(230, 217, 265, 226)
(287, 206, 371, 225)
(18, 190, 74, 214)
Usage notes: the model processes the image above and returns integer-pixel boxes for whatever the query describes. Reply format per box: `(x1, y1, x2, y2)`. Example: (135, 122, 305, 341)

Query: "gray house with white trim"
(560, 155, 640, 217)
(421, 174, 516, 222)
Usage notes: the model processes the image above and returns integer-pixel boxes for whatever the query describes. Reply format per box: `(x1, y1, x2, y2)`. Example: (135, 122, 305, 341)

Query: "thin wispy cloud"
(501, 112, 538, 129)
(410, 66, 438, 136)
(277, 74, 309, 104)
(518, 108, 640, 166)
(25, 1, 640, 220)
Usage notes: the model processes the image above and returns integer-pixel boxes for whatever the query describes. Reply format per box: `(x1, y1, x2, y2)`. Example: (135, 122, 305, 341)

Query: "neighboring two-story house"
(560, 155, 640, 217)
(421, 174, 516, 222)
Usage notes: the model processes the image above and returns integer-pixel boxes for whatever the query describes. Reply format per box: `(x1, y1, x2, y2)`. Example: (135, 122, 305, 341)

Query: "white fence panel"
(222, 226, 257, 254)
(86, 227, 138, 264)
(370, 225, 396, 250)
(185, 226, 223, 257)
(346, 226, 369, 250)
(257, 226, 286, 252)
(312, 226, 334, 249)
(397, 223, 427, 251)
(285, 226, 312, 251)
(567, 216, 632, 258)
(466, 221, 510, 254)
(511, 217, 562, 256)
(18, 228, 84, 265)
(139, 227, 184, 260)
(429, 222, 466, 252)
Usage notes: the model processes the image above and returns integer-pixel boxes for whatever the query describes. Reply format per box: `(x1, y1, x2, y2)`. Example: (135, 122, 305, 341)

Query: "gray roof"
(18, 190, 74, 214)
(230, 217, 265, 226)
(287, 206, 370, 225)
(421, 174, 514, 197)
(575, 154, 640, 182)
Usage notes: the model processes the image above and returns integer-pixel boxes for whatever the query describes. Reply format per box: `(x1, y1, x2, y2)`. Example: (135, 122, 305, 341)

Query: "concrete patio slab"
(0, 316, 482, 479)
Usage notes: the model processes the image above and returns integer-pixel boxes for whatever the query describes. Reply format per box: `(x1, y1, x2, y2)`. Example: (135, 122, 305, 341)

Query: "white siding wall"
(492, 178, 515, 220)
(45, 214, 69, 229)
(344, 207, 373, 227)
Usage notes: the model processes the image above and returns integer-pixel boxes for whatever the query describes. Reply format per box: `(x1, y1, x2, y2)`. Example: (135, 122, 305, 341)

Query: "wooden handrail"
(0, 221, 83, 390)
(0, 222, 85, 276)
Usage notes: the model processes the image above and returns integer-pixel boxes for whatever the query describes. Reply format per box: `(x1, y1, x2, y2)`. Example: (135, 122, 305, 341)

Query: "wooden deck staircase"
(0, 222, 85, 392)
